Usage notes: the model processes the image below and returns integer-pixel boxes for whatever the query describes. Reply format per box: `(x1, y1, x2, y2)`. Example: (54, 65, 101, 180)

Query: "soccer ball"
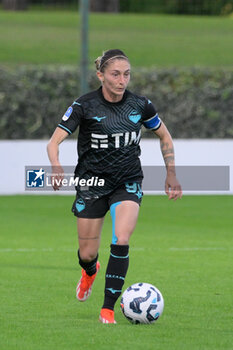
(120, 282, 164, 324)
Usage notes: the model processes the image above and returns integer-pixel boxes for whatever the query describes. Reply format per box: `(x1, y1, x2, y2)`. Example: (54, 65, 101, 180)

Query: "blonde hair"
(95, 49, 129, 72)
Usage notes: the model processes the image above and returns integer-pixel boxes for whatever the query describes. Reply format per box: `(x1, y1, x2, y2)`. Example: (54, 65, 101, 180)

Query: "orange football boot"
(76, 261, 100, 301)
(99, 308, 117, 324)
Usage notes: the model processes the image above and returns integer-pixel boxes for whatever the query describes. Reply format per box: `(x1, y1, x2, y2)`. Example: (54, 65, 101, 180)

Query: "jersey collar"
(98, 86, 129, 106)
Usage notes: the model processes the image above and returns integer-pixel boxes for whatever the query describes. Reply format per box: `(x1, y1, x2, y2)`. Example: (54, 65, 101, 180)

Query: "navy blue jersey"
(58, 87, 161, 198)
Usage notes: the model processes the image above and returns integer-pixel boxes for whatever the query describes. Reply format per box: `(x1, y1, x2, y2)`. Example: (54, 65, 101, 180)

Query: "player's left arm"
(154, 122, 182, 200)
(142, 98, 182, 200)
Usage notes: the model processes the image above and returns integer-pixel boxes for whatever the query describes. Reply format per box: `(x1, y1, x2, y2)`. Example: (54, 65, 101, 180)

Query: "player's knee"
(116, 236, 130, 245)
(79, 249, 97, 262)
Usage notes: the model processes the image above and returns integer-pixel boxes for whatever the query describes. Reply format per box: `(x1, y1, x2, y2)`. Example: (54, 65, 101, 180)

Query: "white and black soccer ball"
(120, 282, 164, 324)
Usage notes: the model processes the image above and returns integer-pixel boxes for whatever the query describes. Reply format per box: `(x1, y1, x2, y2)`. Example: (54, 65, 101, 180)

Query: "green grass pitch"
(0, 195, 232, 350)
(0, 11, 233, 67)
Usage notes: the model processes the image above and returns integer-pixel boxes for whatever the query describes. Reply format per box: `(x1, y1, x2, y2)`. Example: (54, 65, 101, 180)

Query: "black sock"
(78, 250, 98, 276)
(102, 244, 129, 311)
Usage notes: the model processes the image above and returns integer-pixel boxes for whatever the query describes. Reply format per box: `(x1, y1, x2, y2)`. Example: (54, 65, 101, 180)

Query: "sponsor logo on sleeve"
(62, 106, 73, 121)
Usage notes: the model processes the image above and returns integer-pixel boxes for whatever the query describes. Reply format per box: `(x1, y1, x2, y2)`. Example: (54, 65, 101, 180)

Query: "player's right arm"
(47, 127, 69, 190)
(47, 100, 83, 190)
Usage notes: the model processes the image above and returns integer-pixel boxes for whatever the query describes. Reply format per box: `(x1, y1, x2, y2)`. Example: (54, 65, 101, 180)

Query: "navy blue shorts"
(71, 181, 143, 218)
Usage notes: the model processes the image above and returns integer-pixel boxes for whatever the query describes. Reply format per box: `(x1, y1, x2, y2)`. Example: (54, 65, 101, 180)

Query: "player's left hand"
(51, 165, 64, 191)
(165, 175, 182, 201)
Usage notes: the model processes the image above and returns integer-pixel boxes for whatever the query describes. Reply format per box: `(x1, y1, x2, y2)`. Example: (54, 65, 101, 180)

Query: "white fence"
(0, 139, 232, 194)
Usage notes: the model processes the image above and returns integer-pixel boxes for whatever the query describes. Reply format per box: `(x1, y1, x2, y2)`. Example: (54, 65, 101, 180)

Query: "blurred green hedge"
(9, 0, 233, 15)
(0, 65, 232, 139)
(120, 0, 233, 16)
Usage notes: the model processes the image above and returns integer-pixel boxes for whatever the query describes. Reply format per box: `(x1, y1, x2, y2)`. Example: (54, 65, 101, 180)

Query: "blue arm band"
(143, 113, 161, 130)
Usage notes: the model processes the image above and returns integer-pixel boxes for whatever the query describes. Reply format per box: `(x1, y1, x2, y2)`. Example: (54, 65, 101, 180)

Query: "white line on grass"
(0, 248, 72, 253)
(0, 247, 230, 253)
(169, 247, 230, 251)
(0, 247, 146, 253)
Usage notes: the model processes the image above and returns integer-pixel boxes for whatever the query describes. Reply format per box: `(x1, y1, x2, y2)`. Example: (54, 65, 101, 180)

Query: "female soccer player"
(47, 49, 182, 324)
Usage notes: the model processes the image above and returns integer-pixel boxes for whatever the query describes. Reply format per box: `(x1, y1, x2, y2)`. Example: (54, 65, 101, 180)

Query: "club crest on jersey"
(62, 106, 73, 121)
(128, 111, 141, 124)
(92, 116, 107, 122)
